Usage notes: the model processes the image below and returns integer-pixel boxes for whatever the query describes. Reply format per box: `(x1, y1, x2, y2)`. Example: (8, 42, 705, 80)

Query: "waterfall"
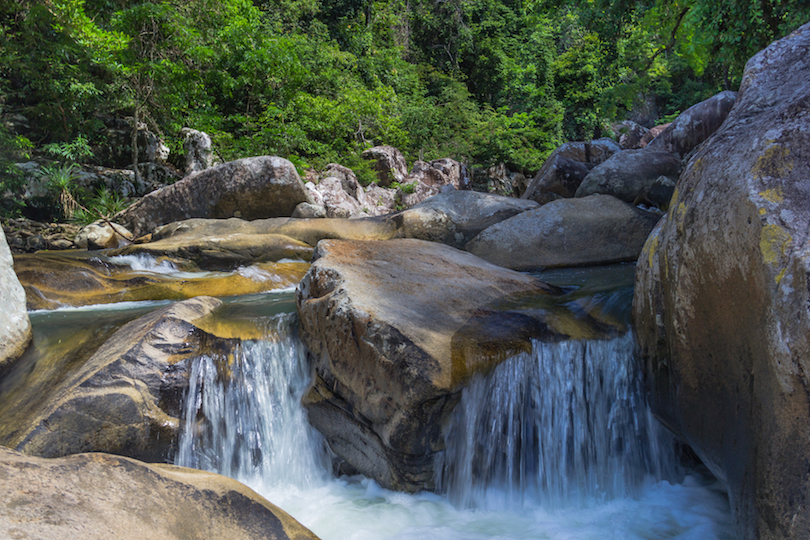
(175, 313, 331, 490)
(434, 332, 679, 509)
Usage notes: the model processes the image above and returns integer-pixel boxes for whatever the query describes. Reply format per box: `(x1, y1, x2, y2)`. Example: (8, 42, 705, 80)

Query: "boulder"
(638, 123, 671, 147)
(74, 221, 133, 250)
(292, 202, 327, 219)
(397, 179, 440, 208)
(634, 22, 810, 540)
(398, 190, 539, 248)
(116, 156, 313, 236)
(296, 238, 618, 491)
(633, 175, 677, 210)
(14, 253, 308, 310)
(364, 184, 398, 215)
(613, 120, 649, 149)
(647, 91, 738, 157)
(309, 176, 366, 218)
(575, 149, 681, 202)
(428, 158, 463, 189)
(0, 297, 232, 461)
(522, 154, 592, 204)
(466, 194, 660, 270)
(0, 448, 320, 540)
(181, 127, 216, 175)
(2, 218, 81, 253)
(0, 227, 31, 369)
(361, 145, 408, 187)
(552, 137, 622, 165)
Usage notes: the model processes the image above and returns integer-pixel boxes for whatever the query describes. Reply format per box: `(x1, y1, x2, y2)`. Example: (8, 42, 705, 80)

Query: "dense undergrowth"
(1, 0, 808, 218)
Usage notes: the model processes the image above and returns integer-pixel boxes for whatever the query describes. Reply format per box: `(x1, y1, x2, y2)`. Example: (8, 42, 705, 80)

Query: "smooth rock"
(575, 149, 681, 202)
(0, 297, 232, 461)
(634, 22, 810, 540)
(398, 190, 539, 248)
(467, 194, 660, 269)
(613, 120, 649, 149)
(522, 154, 592, 204)
(647, 90, 738, 157)
(116, 156, 312, 236)
(296, 238, 617, 491)
(292, 202, 327, 219)
(0, 448, 320, 540)
(0, 227, 31, 368)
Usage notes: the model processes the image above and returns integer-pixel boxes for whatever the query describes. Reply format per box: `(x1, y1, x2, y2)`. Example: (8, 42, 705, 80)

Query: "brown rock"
(0, 448, 320, 540)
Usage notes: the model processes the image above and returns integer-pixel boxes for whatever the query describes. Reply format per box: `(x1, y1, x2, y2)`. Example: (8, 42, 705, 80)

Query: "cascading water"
(435, 332, 678, 509)
(175, 314, 331, 490)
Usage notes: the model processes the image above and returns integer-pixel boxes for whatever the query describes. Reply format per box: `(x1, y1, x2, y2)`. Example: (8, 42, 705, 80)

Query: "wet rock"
(575, 149, 681, 202)
(14, 253, 308, 310)
(0, 227, 31, 369)
(0, 297, 234, 461)
(0, 448, 320, 540)
(362, 145, 408, 187)
(646, 90, 738, 157)
(634, 22, 810, 540)
(116, 156, 313, 236)
(466, 194, 660, 269)
(297, 239, 616, 491)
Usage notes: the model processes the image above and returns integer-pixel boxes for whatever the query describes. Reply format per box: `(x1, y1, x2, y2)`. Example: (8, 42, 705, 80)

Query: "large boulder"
(467, 194, 660, 269)
(361, 145, 408, 187)
(296, 239, 619, 491)
(522, 154, 592, 204)
(634, 22, 810, 540)
(116, 156, 313, 236)
(0, 448, 319, 540)
(398, 190, 539, 248)
(0, 297, 232, 461)
(575, 149, 681, 202)
(181, 127, 216, 175)
(613, 120, 649, 149)
(0, 226, 31, 368)
(647, 90, 738, 157)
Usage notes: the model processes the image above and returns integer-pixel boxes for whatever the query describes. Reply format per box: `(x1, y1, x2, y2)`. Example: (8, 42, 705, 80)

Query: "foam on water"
(106, 253, 181, 274)
(175, 316, 733, 540)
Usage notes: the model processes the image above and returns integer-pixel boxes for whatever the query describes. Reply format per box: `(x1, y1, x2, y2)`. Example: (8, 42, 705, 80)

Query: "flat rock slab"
(466, 194, 661, 270)
(0, 448, 319, 540)
(296, 238, 619, 491)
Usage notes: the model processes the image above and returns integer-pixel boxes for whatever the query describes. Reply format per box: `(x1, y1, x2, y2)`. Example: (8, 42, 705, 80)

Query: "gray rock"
(181, 127, 216, 175)
(116, 156, 313, 236)
(362, 145, 408, 187)
(522, 154, 592, 204)
(0, 227, 31, 368)
(634, 22, 810, 540)
(638, 123, 670, 147)
(399, 190, 540, 248)
(292, 202, 327, 219)
(612, 120, 649, 149)
(647, 90, 738, 157)
(466, 194, 660, 269)
(575, 149, 682, 202)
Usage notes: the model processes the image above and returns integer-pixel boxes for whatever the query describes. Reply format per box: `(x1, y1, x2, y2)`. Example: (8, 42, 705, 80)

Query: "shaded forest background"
(1, 0, 808, 194)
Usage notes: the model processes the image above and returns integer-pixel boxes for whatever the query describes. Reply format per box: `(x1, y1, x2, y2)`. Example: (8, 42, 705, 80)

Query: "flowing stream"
(11, 257, 733, 539)
(168, 264, 733, 540)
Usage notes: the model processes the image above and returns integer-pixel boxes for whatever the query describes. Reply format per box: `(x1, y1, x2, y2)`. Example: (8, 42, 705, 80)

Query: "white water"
(175, 315, 733, 540)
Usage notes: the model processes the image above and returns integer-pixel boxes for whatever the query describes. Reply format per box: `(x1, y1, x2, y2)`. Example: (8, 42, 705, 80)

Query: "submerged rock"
(13, 252, 308, 310)
(0, 297, 236, 461)
(0, 448, 320, 540)
(467, 194, 660, 270)
(634, 22, 810, 540)
(116, 156, 312, 236)
(296, 239, 621, 492)
(0, 227, 31, 368)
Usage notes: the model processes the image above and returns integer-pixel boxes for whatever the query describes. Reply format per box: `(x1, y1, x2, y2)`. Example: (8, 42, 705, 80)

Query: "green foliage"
(72, 186, 130, 225)
(43, 135, 94, 163)
(36, 162, 82, 219)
